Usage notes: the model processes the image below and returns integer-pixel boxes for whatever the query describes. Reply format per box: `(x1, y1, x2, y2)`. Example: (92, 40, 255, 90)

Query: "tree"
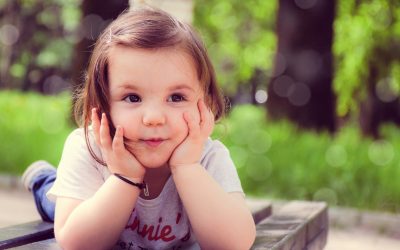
(193, 0, 277, 101)
(334, 0, 400, 138)
(266, 0, 336, 132)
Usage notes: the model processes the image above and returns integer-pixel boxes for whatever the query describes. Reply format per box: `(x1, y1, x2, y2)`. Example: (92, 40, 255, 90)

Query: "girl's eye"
(124, 94, 141, 103)
(168, 94, 186, 102)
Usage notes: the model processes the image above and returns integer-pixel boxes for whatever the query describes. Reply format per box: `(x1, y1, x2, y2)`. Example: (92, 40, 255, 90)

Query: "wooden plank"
(251, 201, 328, 250)
(0, 220, 54, 249)
(12, 238, 60, 250)
(1, 201, 325, 250)
(247, 200, 273, 224)
(0, 202, 272, 249)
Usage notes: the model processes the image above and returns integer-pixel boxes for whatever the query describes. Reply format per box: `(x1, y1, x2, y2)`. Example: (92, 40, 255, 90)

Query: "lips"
(142, 138, 165, 147)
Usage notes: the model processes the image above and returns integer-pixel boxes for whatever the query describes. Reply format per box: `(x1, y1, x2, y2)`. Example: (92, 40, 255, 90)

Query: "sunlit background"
(1, 0, 400, 216)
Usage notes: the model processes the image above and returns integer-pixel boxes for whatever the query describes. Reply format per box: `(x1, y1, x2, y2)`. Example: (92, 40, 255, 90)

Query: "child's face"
(108, 46, 203, 169)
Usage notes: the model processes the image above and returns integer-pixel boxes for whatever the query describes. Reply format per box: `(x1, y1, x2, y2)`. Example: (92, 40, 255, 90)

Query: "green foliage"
(0, 91, 74, 175)
(193, 0, 277, 95)
(213, 105, 400, 212)
(0, 0, 81, 89)
(333, 0, 400, 116)
(36, 39, 74, 69)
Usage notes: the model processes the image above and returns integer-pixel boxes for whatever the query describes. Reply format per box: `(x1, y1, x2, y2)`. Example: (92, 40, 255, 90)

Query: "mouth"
(141, 138, 165, 147)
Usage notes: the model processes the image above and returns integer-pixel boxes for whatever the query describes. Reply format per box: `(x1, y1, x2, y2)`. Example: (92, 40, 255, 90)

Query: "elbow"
(236, 220, 256, 250)
(55, 227, 114, 250)
(55, 228, 78, 250)
(226, 217, 257, 250)
(55, 228, 87, 250)
(244, 221, 257, 249)
(237, 214, 257, 249)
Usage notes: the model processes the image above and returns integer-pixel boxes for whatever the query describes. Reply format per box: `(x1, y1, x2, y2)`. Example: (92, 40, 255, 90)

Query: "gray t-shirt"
(48, 128, 244, 250)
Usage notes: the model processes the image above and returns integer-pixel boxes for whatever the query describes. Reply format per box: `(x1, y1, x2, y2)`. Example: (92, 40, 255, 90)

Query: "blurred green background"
(0, 0, 399, 213)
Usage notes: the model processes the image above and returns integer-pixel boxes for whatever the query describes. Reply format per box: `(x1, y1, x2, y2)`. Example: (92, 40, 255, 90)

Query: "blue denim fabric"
(31, 169, 56, 222)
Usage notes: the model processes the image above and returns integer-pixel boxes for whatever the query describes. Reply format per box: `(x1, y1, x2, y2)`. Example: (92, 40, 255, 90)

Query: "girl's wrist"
(170, 162, 201, 175)
(113, 173, 146, 189)
(109, 165, 145, 181)
(113, 173, 144, 183)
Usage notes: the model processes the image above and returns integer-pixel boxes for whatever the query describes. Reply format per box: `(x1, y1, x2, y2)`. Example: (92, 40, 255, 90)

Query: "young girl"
(22, 6, 256, 250)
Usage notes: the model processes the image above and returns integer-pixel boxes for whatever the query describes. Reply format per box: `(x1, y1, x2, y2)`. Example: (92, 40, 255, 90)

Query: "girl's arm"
(170, 100, 256, 249)
(55, 175, 142, 250)
(55, 110, 145, 249)
(172, 164, 256, 250)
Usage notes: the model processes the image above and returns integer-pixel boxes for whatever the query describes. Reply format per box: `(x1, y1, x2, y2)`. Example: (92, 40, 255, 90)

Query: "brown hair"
(74, 6, 226, 164)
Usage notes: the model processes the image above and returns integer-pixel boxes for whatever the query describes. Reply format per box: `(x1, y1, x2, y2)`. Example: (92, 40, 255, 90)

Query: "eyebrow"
(116, 84, 138, 91)
(168, 84, 196, 92)
(116, 83, 196, 92)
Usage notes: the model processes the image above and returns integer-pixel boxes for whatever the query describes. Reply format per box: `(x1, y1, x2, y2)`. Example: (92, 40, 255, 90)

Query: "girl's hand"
(91, 108, 146, 180)
(169, 99, 215, 170)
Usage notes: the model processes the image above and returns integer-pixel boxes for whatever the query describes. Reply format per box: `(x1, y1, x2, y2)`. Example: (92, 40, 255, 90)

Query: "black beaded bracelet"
(114, 173, 146, 190)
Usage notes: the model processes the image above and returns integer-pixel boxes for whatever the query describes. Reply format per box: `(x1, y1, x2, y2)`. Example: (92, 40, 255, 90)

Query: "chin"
(137, 156, 169, 169)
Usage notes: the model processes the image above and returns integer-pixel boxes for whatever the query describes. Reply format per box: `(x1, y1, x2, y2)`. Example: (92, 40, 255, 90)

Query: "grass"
(213, 105, 400, 213)
(0, 91, 74, 175)
(1, 91, 399, 212)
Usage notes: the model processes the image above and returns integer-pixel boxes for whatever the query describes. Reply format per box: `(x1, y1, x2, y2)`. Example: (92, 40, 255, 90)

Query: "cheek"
(111, 111, 140, 138)
(170, 111, 187, 129)
(168, 111, 188, 141)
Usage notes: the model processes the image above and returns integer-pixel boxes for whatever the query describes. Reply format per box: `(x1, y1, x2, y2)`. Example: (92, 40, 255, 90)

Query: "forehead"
(107, 46, 202, 92)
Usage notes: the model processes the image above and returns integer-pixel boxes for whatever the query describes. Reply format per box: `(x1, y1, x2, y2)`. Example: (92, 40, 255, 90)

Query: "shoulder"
(64, 127, 85, 146)
(58, 127, 106, 174)
(62, 127, 102, 162)
(199, 138, 244, 194)
(201, 138, 230, 157)
(64, 127, 97, 149)
(65, 127, 94, 141)
(200, 138, 232, 168)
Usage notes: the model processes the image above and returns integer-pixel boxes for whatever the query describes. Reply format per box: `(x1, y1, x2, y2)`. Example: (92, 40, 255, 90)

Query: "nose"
(142, 106, 166, 126)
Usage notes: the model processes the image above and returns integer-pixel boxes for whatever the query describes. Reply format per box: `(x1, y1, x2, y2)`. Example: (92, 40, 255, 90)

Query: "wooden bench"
(0, 200, 327, 249)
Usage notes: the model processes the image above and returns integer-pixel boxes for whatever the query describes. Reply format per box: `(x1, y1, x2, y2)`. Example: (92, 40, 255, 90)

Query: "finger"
(183, 112, 200, 138)
(100, 113, 112, 150)
(204, 112, 215, 136)
(198, 99, 207, 127)
(91, 108, 101, 145)
(112, 126, 125, 154)
(199, 99, 214, 132)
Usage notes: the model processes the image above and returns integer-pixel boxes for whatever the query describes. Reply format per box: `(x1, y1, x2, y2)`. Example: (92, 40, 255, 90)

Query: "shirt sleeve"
(200, 139, 244, 196)
(47, 128, 106, 202)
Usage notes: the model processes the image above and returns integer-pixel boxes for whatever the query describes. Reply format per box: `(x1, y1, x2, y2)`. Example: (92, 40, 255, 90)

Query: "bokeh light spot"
(255, 89, 268, 104)
(288, 83, 311, 106)
(246, 155, 272, 181)
(294, 50, 322, 81)
(229, 146, 248, 169)
(313, 188, 337, 206)
(43, 75, 70, 94)
(246, 129, 272, 154)
(273, 75, 294, 97)
(0, 24, 19, 45)
(376, 77, 399, 103)
(80, 14, 106, 40)
(325, 144, 347, 167)
(368, 140, 394, 166)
